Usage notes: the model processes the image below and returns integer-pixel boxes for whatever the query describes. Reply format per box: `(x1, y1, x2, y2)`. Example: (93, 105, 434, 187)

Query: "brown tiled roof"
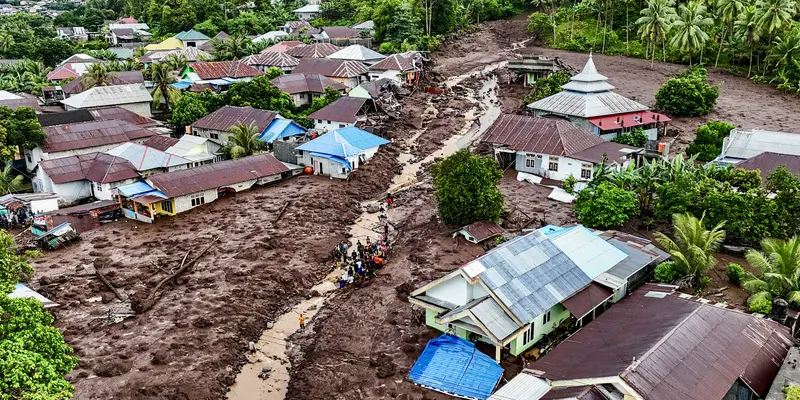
(191, 106, 278, 133)
(263, 41, 305, 53)
(461, 221, 504, 243)
(536, 284, 794, 400)
(560, 282, 613, 319)
(63, 71, 145, 95)
(286, 43, 341, 58)
(322, 26, 360, 39)
(42, 119, 156, 153)
(187, 61, 264, 80)
(307, 97, 369, 123)
(0, 97, 41, 112)
(142, 135, 180, 151)
(147, 153, 289, 197)
(570, 140, 638, 165)
(370, 53, 415, 71)
(39, 152, 139, 184)
(736, 151, 800, 184)
(482, 114, 604, 156)
(243, 51, 299, 68)
(292, 58, 367, 78)
(89, 106, 157, 127)
(271, 73, 347, 94)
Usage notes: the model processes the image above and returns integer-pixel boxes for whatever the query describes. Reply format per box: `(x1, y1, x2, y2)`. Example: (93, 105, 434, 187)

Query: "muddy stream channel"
(226, 65, 503, 400)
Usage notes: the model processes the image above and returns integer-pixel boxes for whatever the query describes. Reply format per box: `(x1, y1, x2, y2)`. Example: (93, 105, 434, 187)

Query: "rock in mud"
(101, 292, 116, 303)
(193, 316, 212, 328)
(258, 365, 272, 379)
(150, 349, 171, 365)
(94, 359, 133, 377)
(365, 203, 381, 213)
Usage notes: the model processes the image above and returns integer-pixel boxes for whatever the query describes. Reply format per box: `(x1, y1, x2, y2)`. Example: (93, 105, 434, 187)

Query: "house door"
(318, 161, 324, 175)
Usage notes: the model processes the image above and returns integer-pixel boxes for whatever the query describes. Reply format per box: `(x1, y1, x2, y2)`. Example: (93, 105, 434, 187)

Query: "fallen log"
(273, 201, 291, 224)
(96, 268, 126, 301)
(134, 238, 219, 313)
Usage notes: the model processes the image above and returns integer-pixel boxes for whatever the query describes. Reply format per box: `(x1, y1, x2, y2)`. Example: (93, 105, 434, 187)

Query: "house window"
(581, 163, 593, 179)
(190, 193, 205, 207)
(95, 182, 102, 191)
(548, 157, 559, 172)
(25, 153, 31, 163)
(210, 133, 219, 140)
(327, 120, 331, 124)
(317, 119, 323, 124)
(543, 310, 552, 325)
(161, 200, 173, 213)
(523, 323, 534, 344)
(339, 124, 345, 128)
(525, 154, 537, 168)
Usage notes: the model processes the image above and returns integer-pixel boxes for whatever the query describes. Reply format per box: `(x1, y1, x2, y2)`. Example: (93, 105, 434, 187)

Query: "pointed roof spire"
(561, 54, 615, 93)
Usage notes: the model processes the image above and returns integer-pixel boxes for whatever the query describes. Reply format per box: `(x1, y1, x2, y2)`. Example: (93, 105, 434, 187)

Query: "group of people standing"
(335, 235, 390, 288)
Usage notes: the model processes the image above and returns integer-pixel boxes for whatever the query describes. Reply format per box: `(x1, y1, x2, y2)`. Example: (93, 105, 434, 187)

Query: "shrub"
(749, 297, 772, 314)
(523, 71, 571, 105)
(574, 182, 637, 228)
(785, 386, 800, 400)
(527, 12, 554, 43)
(695, 276, 713, 293)
(611, 128, 648, 147)
(655, 68, 719, 117)
(563, 175, 578, 194)
(725, 263, 745, 284)
(378, 42, 396, 54)
(685, 121, 734, 161)
(654, 261, 680, 283)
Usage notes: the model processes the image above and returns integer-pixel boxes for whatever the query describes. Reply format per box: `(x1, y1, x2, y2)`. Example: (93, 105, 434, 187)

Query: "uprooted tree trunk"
(132, 237, 219, 313)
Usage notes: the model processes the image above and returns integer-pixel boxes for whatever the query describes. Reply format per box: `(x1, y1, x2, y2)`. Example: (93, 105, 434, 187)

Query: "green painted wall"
(510, 304, 570, 356)
(424, 309, 478, 341)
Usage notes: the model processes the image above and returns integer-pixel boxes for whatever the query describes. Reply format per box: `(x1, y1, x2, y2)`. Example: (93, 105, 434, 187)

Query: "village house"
(506, 55, 557, 87)
(489, 284, 794, 400)
(316, 26, 363, 46)
(144, 37, 183, 51)
(737, 152, 800, 186)
(263, 40, 305, 53)
(482, 114, 640, 183)
(259, 118, 307, 144)
(715, 128, 800, 165)
(60, 84, 153, 117)
(307, 96, 376, 132)
(140, 47, 210, 67)
(198, 31, 229, 51)
(180, 61, 263, 89)
(271, 73, 347, 107)
(242, 51, 299, 73)
(278, 21, 315, 35)
(61, 71, 144, 95)
(291, 58, 368, 90)
(105, 142, 193, 176)
(348, 78, 396, 100)
(351, 20, 374, 37)
(107, 22, 150, 31)
(409, 225, 667, 362)
(40, 86, 66, 106)
(25, 118, 158, 172)
(252, 31, 289, 44)
(46, 54, 101, 82)
(0, 193, 60, 216)
(56, 26, 88, 41)
(173, 29, 210, 48)
(293, 3, 320, 20)
(286, 43, 341, 59)
(190, 106, 280, 146)
(327, 44, 385, 66)
(106, 27, 151, 46)
(528, 55, 669, 141)
(116, 153, 291, 222)
(143, 134, 223, 166)
(34, 153, 140, 203)
(39, 200, 120, 234)
(0, 90, 41, 111)
(295, 126, 389, 179)
(368, 52, 423, 84)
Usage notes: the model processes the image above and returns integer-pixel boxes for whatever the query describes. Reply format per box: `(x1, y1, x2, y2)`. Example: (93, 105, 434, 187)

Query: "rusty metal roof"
(736, 151, 800, 185)
(308, 97, 370, 123)
(560, 282, 613, 319)
(0, 97, 41, 112)
(292, 58, 368, 78)
(38, 152, 139, 184)
(187, 61, 264, 80)
(535, 284, 794, 400)
(45, 200, 119, 215)
(462, 221, 504, 243)
(271, 73, 347, 94)
(482, 114, 604, 156)
(142, 135, 179, 151)
(147, 153, 289, 198)
(321, 26, 360, 39)
(243, 51, 299, 68)
(540, 386, 606, 400)
(42, 119, 157, 153)
(370, 53, 416, 72)
(89, 106, 158, 127)
(286, 43, 342, 59)
(262, 41, 305, 53)
(62, 71, 145, 94)
(191, 106, 278, 133)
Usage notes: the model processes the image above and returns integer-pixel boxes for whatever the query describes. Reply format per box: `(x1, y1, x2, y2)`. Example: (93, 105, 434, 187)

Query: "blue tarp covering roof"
(260, 118, 306, 143)
(296, 127, 389, 158)
(408, 334, 503, 400)
(171, 81, 192, 89)
(116, 181, 157, 197)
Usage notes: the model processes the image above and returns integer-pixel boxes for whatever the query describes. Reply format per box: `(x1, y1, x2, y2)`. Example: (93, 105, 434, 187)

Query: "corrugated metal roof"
(174, 29, 210, 41)
(263, 41, 305, 53)
(46, 64, 81, 81)
(0, 97, 40, 111)
(271, 73, 347, 94)
(296, 127, 389, 158)
(370, 53, 417, 71)
(536, 285, 794, 400)
(191, 106, 278, 133)
(38, 110, 94, 127)
(63, 71, 145, 94)
(144, 37, 183, 51)
(243, 51, 299, 68)
(42, 119, 156, 153)
(146, 153, 289, 198)
(569, 141, 638, 165)
(61, 84, 152, 109)
(89, 106, 157, 127)
(482, 114, 604, 156)
(560, 282, 613, 319)
(462, 221, 504, 243)
(529, 90, 648, 118)
(736, 152, 800, 184)
(116, 180, 157, 197)
(322, 26, 360, 39)
(560, 55, 615, 93)
(408, 334, 503, 399)
(106, 142, 191, 171)
(46, 199, 118, 215)
(293, 4, 320, 12)
(108, 23, 149, 30)
(470, 297, 519, 340)
(549, 226, 627, 279)
(351, 20, 374, 30)
(286, 43, 342, 59)
(187, 61, 263, 80)
(604, 238, 662, 280)
(327, 44, 385, 62)
(140, 47, 211, 63)
(540, 386, 607, 400)
(488, 371, 550, 400)
(260, 118, 306, 143)
(308, 96, 370, 123)
(10, 283, 58, 308)
(719, 129, 800, 162)
(142, 135, 180, 151)
(292, 58, 368, 78)
(38, 152, 139, 184)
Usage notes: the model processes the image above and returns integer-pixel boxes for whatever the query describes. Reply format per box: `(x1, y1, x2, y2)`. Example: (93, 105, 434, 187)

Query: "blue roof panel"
(116, 181, 157, 197)
(408, 334, 503, 399)
(296, 127, 389, 158)
(260, 118, 307, 143)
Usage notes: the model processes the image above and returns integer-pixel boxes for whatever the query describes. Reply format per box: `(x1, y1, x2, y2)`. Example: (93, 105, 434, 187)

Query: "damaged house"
(307, 96, 376, 132)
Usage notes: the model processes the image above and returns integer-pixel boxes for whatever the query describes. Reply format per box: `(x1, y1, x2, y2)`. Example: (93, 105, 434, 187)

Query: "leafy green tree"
(223, 75, 294, 115)
(431, 150, 504, 226)
(742, 236, 800, 305)
(636, 0, 677, 68)
(716, 0, 748, 67)
(83, 63, 110, 88)
(193, 20, 220, 36)
(162, 53, 189, 72)
(33, 38, 75, 67)
(655, 68, 719, 116)
(735, 5, 762, 76)
(212, 34, 252, 60)
(149, 63, 181, 112)
(669, 1, 713, 64)
(225, 122, 264, 158)
(305, 86, 341, 115)
(654, 212, 726, 286)
(611, 128, 647, 146)
(2, 106, 45, 150)
(686, 121, 734, 161)
(522, 71, 570, 104)
(264, 66, 283, 79)
(574, 181, 637, 228)
(727, 167, 762, 191)
(0, 230, 78, 399)
(169, 91, 209, 127)
(0, 164, 23, 194)
(527, 12, 555, 43)
(160, 0, 197, 33)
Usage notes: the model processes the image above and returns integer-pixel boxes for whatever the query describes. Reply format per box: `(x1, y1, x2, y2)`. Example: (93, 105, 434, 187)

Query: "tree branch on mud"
(96, 267, 126, 302)
(133, 237, 219, 313)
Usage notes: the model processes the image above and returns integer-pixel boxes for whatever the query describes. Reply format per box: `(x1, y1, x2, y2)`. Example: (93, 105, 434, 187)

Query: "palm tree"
(83, 63, 110, 88)
(637, 0, 677, 68)
(735, 5, 762, 76)
(0, 31, 14, 54)
(755, 0, 796, 36)
(225, 122, 264, 159)
(654, 212, 726, 286)
(0, 165, 23, 194)
(716, 0, 749, 67)
(149, 63, 181, 112)
(163, 53, 188, 73)
(767, 28, 800, 71)
(742, 237, 800, 305)
(213, 35, 252, 61)
(670, 1, 713, 64)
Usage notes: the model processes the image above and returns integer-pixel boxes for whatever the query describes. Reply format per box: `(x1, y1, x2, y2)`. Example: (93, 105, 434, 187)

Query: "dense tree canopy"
(431, 150, 504, 226)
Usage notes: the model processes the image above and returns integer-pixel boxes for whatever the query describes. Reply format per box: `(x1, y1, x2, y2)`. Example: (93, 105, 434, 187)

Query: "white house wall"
(93, 178, 138, 201)
(513, 152, 595, 182)
(313, 119, 351, 133)
(192, 127, 229, 146)
(369, 69, 401, 83)
(34, 168, 92, 204)
(174, 189, 219, 213)
(118, 102, 152, 118)
(426, 275, 471, 306)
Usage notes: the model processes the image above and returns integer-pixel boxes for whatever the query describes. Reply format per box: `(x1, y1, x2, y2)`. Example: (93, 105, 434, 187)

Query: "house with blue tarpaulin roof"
(408, 334, 503, 399)
(259, 118, 307, 143)
(295, 127, 389, 179)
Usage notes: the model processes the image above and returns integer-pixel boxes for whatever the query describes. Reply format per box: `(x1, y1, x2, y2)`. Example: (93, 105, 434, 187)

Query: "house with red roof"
(34, 153, 140, 203)
(180, 61, 264, 90)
